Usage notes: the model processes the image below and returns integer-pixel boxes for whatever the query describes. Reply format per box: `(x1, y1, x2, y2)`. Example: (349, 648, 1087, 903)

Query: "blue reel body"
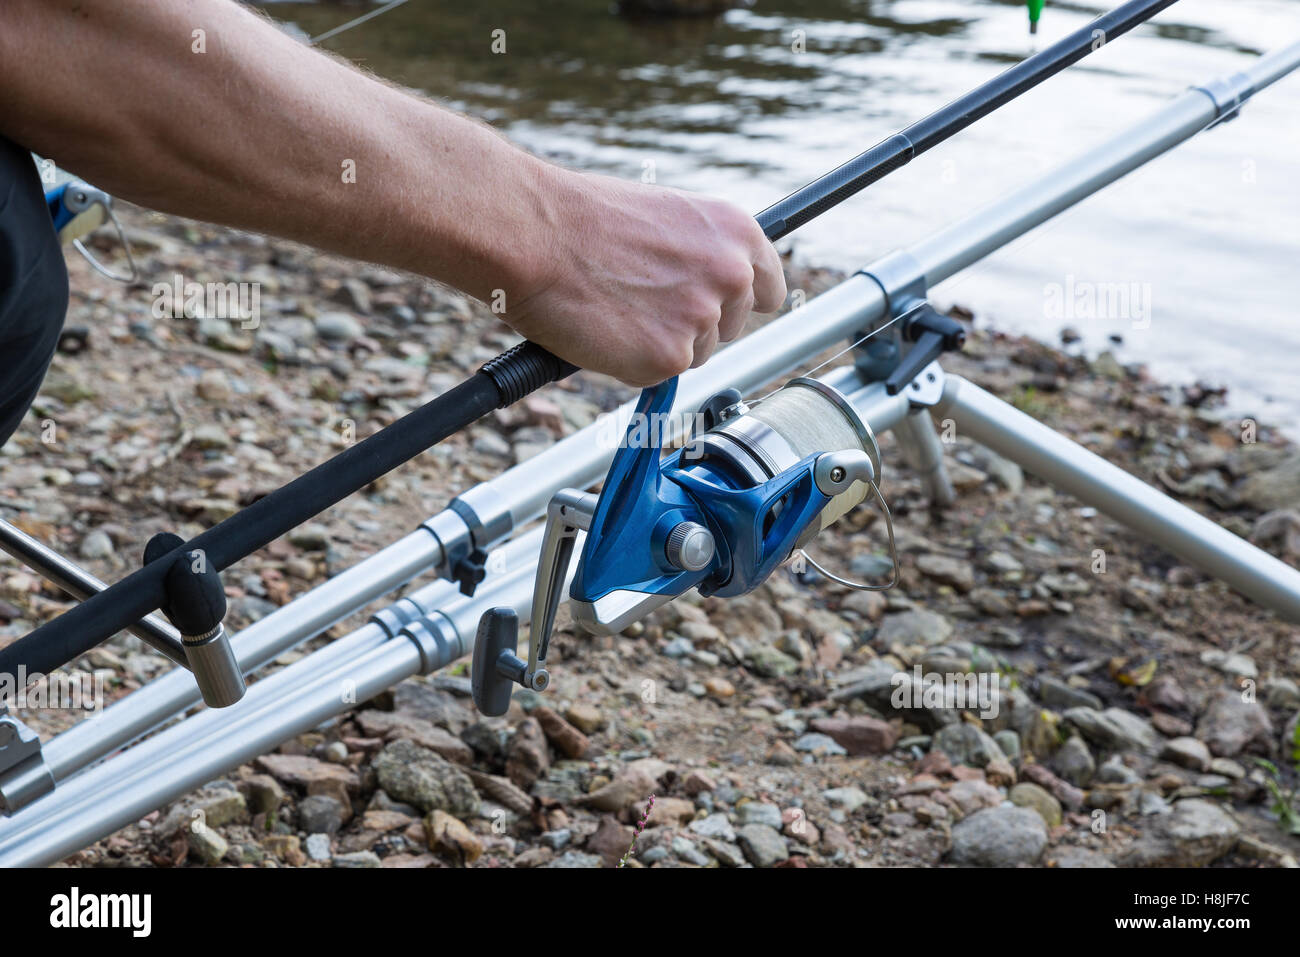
(569, 376, 834, 605)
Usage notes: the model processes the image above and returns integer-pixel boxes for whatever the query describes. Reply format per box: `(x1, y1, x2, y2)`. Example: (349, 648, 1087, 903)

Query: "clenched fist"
(502, 167, 787, 387)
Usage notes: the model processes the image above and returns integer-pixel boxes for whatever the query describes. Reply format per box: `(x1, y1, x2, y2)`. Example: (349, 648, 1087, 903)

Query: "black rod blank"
(756, 0, 1180, 240)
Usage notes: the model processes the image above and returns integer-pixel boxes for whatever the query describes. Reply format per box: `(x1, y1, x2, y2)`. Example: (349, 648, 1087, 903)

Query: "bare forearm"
(0, 0, 556, 299)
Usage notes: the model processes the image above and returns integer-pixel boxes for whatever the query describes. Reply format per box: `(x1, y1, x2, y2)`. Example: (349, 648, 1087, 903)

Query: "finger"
(690, 325, 720, 369)
(719, 287, 754, 342)
(750, 241, 787, 313)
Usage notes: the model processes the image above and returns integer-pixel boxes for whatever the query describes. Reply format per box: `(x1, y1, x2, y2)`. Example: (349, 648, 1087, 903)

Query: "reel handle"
(470, 608, 527, 717)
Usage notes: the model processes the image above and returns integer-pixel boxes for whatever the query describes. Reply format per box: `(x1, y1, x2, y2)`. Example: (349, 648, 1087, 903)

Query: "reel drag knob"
(471, 608, 533, 717)
(665, 521, 715, 572)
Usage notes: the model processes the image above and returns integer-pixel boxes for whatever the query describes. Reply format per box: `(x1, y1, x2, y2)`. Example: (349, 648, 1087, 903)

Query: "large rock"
(1063, 707, 1161, 755)
(373, 739, 480, 817)
(949, 806, 1047, 867)
(1196, 690, 1274, 757)
(1123, 799, 1240, 867)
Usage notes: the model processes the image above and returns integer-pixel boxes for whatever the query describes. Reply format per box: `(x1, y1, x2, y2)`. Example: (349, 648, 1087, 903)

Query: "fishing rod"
(5, 33, 1300, 853)
(0, 0, 1179, 706)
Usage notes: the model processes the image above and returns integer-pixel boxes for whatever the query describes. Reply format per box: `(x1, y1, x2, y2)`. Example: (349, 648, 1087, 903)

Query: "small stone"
(738, 802, 783, 828)
(1160, 736, 1212, 771)
(333, 851, 382, 868)
(949, 806, 1047, 867)
(1196, 690, 1274, 757)
(689, 813, 737, 843)
(586, 816, 635, 868)
(79, 529, 115, 561)
(565, 702, 604, 734)
(316, 311, 363, 341)
(876, 609, 954, 646)
(426, 809, 483, 863)
(915, 554, 974, 592)
(1009, 782, 1063, 827)
(1039, 676, 1102, 711)
(1053, 736, 1096, 787)
(1123, 799, 1240, 867)
(933, 723, 1003, 768)
(504, 717, 550, 790)
(704, 677, 736, 700)
(373, 739, 480, 817)
(793, 733, 847, 757)
(736, 824, 789, 867)
(534, 706, 590, 759)
(187, 825, 229, 865)
(809, 716, 897, 756)
(993, 730, 1021, 760)
(542, 851, 604, 869)
(304, 833, 332, 861)
(297, 794, 345, 835)
(288, 524, 331, 551)
(244, 774, 286, 815)
(1063, 707, 1161, 755)
(684, 770, 716, 795)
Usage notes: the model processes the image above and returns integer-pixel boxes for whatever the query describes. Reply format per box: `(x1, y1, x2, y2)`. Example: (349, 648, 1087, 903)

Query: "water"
(267, 0, 1300, 426)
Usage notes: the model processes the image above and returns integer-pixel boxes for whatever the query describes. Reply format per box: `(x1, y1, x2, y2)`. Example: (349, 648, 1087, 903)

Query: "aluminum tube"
(938, 376, 1300, 622)
(0, 519, 188, 667)
(910, 42, 1300, 285)
(35, 528, 440, 782)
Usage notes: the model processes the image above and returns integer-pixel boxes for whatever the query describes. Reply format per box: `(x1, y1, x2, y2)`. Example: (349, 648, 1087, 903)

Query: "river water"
(265, 0, 1300, 428)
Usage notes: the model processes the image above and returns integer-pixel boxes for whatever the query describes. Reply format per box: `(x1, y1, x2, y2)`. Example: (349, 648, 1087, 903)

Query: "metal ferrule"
(400, 613, 462, 676)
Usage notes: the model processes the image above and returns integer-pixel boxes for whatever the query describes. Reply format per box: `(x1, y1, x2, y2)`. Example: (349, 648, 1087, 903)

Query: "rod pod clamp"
(144, 533, 246, 709)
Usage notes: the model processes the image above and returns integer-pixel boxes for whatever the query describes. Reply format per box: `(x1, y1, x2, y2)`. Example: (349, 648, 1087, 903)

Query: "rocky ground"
(2, 206, 1299, 868)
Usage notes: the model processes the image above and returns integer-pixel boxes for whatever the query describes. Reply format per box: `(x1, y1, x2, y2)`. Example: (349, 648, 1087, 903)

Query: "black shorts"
(0, 135, 69, 447)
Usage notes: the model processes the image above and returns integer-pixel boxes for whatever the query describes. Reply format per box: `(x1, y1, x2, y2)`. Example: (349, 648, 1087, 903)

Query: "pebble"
(793, 733, 847, 757)
(932, 723, 1003, 768)
(1063, 706, 1161, 755)
(821, 786, 869, 813)
(372, 739, 480, 817)
(1123, 799, 1240, 866)
(738, 802, 784, 829)
(949, 806, 1047, 867)
(79, 529, 115, 560)
(297, 794, 345, 834)
(1196, 690, 1274, 757)
(305, 833, 332, 861)
(736, 824, 789, 868)
(690, 813, 737, 843)
(316, 311, 363, 341)
(1160, 736, 1212, 771)
(1053, 735, 1096, 787)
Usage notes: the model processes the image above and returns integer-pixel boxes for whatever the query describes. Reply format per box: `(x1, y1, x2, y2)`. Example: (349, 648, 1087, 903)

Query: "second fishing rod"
(0, 0, 1181, 693)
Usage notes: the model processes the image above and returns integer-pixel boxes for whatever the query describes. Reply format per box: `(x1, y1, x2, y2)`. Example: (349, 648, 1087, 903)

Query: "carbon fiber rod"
(756, 0, 1181, 239)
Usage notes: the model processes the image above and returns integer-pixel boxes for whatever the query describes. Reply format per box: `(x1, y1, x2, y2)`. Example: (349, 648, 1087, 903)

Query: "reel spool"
(471, 373, 899, 716)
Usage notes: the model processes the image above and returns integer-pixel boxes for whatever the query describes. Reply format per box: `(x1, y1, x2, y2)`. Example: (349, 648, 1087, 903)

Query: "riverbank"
(2, 206, 1298, 867)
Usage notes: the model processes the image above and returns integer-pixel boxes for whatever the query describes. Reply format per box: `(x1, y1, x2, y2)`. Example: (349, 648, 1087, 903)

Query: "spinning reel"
(471, 374, 899, 716)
